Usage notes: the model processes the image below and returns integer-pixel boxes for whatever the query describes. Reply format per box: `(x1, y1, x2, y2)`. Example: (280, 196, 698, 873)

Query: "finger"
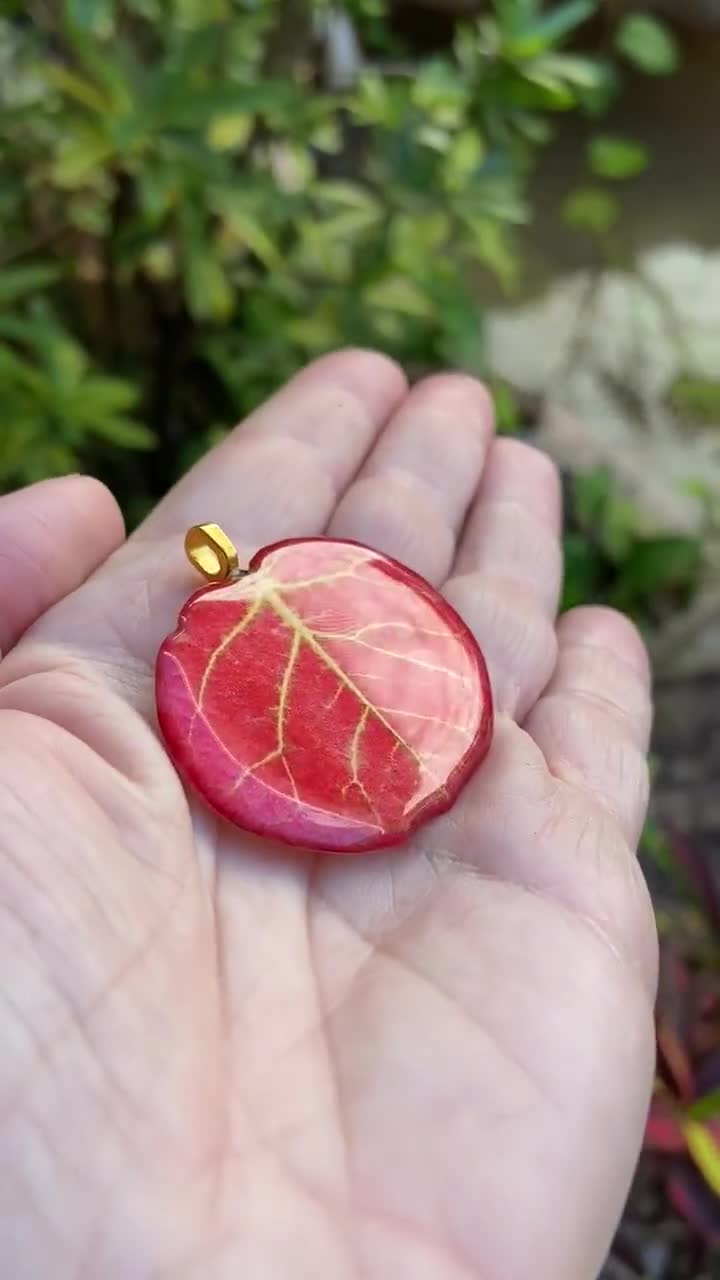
(443, 439, 563, 720)
(524, 606, 653, 845)
(0, 477, 124, 660)
(327, 373, 494, 583)
(136, 348, 407, 547)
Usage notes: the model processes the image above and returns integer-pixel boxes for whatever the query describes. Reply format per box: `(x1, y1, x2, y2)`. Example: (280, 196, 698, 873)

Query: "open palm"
(0, 351, 657, 1280)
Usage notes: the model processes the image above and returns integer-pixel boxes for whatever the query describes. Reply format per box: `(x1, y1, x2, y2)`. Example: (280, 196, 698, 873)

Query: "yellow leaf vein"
(374, 706, 473, 737)
(230, 627, 301, 789)
(342, 705, 381, 821)
(319, 635, 470, 685)
(266, 587, 443, 785)
(197, 595, 265, 712)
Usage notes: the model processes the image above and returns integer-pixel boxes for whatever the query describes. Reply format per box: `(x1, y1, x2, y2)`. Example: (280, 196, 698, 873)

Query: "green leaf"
(588, 135, 649, 180)
(602, 494, 642, 562)
(489, 378, 521, 433)
(411, 58, 469, 126)
(513, 66, 575, 109)
(572, 466, 611, 522)
(617, 536, 702, 599)
(463, 217, 519, 293)
(137, 167, 176, 223)
(0, 263, 61, 307)
(211, 193, 281, 271)
(286, 298, 341, 352)
(48, 338, 89, 392)
(0, 341, 50, 395)
(512, 111, 554, 144)
(42, 62, 111, 115)
(616, 13, 680, 76)
(561, 532, 604, 610)
(455, 175, 530, 226)
(156, 83, 280, 130)
(442, 128, 485, 191)
(495, 0, 538, 31)
(207, 113, 253, 152)
(504, 0, 595, 59)
(416, 123, 452, 152)
(563, 185, 619, 235)
(64, 0, 114, 36)
(687, 1090, 720, 1125)
(364, 276, 434, 319)
(352, 71, 398, 127)
(52, 129, 115, 187)
(86, 416, 155, 449)
(181, 198, 235, 321)
(62, 24, 135, 117)
(71, 375, 139, 418)
(640, 818, 677, 879)
(311, 120, 342, 154)
(684, 1121, 720, 1198)
(314, 181, 380, 212)
(184, 248, 234, 322)
(389, 211, 450, 274)
(308, 208, 382, 245)
(530, 53, 606, 90)
(141, 241, 176, 281)
(669, 374, 720, 424)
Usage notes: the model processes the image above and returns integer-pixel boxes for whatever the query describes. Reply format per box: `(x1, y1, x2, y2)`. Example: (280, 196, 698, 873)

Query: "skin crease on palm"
(0, 350, 657, 1280)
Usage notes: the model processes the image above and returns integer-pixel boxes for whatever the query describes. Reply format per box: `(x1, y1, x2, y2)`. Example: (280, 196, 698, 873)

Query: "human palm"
(0, 352, 657, 1279)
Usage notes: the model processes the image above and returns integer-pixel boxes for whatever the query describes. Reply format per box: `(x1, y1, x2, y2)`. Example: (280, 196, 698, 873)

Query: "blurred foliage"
(615, 10, 680, 77)
(562, 183, 619, 234)
(563, 466, 703, 624)
(644, 833, 720, 1252)
(0, 0, 683, 531)
(670, 374, 720, 426)
(587, 132, 649, 179)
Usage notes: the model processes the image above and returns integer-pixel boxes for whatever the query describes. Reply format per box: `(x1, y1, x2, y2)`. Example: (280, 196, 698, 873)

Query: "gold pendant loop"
(185, 524, 239, 583)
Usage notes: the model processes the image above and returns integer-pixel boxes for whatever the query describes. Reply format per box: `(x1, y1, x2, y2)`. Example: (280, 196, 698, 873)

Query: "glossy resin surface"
(156, 537, 493, 852)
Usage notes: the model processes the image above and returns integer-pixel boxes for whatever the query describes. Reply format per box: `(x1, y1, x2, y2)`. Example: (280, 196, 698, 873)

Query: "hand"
(0, 351, 656, 1280)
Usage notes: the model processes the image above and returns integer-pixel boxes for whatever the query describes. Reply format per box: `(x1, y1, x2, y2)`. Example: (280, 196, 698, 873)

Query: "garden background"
(1, 1, 719, 1273)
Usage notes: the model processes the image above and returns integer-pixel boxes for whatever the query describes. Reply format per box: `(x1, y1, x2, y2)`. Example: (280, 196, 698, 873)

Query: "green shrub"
(0, 0, 679, 537)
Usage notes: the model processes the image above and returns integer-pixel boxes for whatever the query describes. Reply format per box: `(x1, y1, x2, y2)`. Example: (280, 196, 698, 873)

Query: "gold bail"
(185, 524, 239, 583)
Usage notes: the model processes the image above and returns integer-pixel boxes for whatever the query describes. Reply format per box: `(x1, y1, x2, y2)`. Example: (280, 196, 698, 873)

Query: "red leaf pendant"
(155, 527, 493, 853)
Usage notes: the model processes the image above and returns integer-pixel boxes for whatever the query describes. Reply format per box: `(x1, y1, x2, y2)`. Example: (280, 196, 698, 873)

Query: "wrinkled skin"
(0, 352, 656, 1280)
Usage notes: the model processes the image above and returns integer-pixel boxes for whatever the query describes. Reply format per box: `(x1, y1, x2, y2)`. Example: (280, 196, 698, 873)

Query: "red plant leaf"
(645, 1098, 687, 1153)
(657, 1015, 696, 1103)
(156, 538, 493, 852)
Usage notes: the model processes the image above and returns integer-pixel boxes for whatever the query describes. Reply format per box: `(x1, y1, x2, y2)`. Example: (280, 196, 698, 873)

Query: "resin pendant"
(155, 526, 493, 853)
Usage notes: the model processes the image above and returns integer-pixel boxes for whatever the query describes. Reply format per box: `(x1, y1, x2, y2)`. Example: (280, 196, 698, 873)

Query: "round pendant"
(155, 526, 493, 853)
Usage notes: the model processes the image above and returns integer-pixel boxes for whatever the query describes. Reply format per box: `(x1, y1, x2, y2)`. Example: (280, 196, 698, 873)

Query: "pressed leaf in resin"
(156, 538, 493, 852)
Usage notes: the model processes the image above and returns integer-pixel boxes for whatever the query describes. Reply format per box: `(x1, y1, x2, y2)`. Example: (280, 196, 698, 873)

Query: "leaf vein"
(266, 587, 444, 787)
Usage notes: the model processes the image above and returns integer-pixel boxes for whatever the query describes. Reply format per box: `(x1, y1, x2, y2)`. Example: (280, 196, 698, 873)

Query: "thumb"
(0, 475, 125, 659)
